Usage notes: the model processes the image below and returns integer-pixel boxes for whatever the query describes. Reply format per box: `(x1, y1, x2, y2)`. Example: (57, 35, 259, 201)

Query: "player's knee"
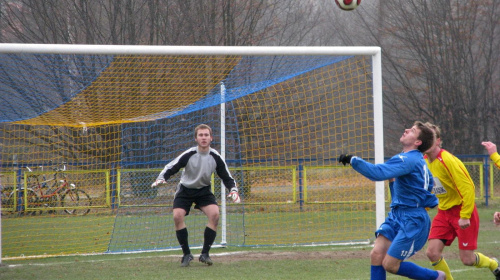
(173, 212, 185, 223)
(460, 255, 475, 266)
(209, 211, 220, 225)
(426, 247, 440, 262)
(381, 260, 399, 274)
(370, 248, 385, 265)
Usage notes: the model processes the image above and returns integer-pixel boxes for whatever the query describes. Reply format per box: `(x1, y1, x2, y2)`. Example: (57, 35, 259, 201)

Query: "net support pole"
(0, 170, 2, 264)
(372, 48, 385, 229)
(220, 82, 227, 246)
(0, 188, 2, 265)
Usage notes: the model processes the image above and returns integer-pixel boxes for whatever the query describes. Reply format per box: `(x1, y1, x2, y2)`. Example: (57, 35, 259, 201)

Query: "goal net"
(0, 45, 383, 259)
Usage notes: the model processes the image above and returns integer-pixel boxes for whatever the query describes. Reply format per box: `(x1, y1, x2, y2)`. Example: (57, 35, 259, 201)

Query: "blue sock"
(371, 265, 386, 280)
(397, 261, 438, 280)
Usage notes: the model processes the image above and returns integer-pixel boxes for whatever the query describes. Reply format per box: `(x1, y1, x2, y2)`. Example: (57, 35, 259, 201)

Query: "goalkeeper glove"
(151, 179, 166, 188)
(338, 154, 353, 166)
(227, 187, 241, 203)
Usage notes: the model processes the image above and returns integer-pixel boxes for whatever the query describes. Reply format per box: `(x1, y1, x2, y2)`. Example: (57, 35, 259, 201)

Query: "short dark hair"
(414, 121, 435, 152)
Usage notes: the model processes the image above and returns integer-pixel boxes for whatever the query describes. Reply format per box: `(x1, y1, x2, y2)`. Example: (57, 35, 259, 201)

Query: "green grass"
(1, 206, 499, 280)
(2, 215, 115, 257)
(2, 208, 375, 257)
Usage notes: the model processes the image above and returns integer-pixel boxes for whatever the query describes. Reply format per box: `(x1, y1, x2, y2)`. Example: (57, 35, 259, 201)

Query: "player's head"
(194, 124, 213, 138)
(400, 121, 434, 152)
(194, 124, 213, 149)
(424, 122, 442, 148)
(414, 121, 435, 152)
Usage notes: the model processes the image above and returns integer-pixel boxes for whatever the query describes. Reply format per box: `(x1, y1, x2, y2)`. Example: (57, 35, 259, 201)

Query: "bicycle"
(25, 163, 92, 215)
(1, 184, 14, 215)
(1, 175, 14, 214)
(1, 174, 38, 216)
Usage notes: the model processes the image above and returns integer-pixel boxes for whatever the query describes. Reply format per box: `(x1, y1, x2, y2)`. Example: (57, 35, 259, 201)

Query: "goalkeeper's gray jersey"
(156, 146, 237, 191)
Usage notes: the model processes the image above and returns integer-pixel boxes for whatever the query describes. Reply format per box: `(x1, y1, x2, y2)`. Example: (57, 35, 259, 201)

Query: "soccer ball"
(335, 0, 361, 11)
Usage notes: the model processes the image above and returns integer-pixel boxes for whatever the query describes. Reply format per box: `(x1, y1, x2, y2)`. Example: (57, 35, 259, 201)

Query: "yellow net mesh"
(1, 52, 377, 258)
(14, 55, 240, 126)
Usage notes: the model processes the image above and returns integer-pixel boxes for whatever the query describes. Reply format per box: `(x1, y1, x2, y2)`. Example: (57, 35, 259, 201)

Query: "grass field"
(1, 205, 499, 280)
(2, 207, 375, 257)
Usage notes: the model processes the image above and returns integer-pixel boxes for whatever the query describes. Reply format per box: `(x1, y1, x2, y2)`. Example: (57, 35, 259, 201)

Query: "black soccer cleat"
(492, 258, 500, 280)
(199, 253, 213, 266)
(180, 253, 194, 267)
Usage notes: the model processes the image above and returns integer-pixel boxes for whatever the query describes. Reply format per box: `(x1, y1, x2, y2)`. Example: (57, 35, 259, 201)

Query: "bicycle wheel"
(1, 187, 15, 214)
(61, 189, 91, 215)
(21, 189, 39, 216)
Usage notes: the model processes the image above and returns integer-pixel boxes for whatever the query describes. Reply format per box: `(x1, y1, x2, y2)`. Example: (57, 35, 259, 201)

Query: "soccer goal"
(0, 44, 383, 260)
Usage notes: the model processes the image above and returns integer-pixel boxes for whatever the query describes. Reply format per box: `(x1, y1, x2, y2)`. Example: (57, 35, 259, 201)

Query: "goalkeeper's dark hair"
(414, 121, 435, 153)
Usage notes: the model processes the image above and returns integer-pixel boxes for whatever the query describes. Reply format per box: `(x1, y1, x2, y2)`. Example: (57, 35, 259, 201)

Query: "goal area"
(0, 44, 384, 259)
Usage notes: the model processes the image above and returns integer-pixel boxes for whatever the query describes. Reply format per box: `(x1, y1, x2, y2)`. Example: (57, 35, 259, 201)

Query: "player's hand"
(228, 188, 241, 203)
(494, 212, 500, 225)
(481, 141, 497, 156)
(151, 179, 166, 188)
(338, 154, 353, 166)
(458, 218, 470, 229)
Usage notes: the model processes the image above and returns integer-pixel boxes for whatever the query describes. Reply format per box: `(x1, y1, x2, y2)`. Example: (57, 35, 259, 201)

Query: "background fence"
(2, 155, 499, 215)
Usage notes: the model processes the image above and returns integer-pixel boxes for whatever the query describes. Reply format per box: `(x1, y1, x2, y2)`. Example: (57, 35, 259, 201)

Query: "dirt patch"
(214, 250, 368, 263)
(202, 249, 460, 263)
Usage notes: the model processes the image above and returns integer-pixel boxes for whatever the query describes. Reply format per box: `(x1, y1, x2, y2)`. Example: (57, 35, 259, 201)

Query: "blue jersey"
(351, 149, 437, 209)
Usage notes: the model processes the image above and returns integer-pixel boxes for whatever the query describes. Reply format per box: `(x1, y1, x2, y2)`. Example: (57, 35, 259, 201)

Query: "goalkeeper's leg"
(176, 227, 194, 267)
(199, 227, 216, 265)
(202, 226, 217, 255)
(199, 204, 219, 265)
(173, 207, 194, 267)
(176, 227, 191, 255)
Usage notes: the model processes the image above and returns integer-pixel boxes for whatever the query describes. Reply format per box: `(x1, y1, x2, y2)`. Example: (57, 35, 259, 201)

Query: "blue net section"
(0, 54, 350, 124)
(173, 55, 351, 118)
(0, 53, 113, 122)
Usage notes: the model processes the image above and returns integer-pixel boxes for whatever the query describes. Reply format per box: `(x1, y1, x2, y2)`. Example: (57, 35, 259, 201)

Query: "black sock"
(176, 228, 190, 255)
(201, 227, 217, 255)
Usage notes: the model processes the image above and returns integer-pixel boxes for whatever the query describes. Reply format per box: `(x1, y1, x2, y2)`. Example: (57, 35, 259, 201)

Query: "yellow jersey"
(424, 149, 475, 219)
(491, 152, 500, 169)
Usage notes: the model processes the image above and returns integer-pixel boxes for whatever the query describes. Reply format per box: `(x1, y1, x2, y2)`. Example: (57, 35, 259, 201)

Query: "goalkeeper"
(338, 121, 445, 280)
(151, 124, 240, 267)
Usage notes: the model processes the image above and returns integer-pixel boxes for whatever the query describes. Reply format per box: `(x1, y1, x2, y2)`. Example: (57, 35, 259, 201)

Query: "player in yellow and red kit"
(424, 123, 500, 280)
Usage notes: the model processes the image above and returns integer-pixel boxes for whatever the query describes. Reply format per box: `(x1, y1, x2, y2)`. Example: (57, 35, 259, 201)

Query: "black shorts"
(173, 185, 218, 215)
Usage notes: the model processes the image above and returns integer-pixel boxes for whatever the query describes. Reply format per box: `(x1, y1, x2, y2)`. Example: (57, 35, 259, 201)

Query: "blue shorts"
(375, 207, 431, 260)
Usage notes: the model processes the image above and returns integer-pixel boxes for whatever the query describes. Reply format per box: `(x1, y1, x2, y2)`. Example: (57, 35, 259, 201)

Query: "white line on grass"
(1, 251, 251, 268)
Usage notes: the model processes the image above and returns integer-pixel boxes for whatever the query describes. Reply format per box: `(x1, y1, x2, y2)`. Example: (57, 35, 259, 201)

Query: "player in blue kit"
(339, 121, 446, 280)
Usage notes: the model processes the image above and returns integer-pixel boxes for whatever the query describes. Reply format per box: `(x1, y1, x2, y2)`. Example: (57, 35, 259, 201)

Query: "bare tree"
(5, 0, 497, 156)
(325, 0, 500, 155)
(0, 0, 327, 165)
(0, 0, 324, 46)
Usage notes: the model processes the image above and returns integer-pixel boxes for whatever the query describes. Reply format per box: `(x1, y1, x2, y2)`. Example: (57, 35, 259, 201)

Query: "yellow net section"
(228, 56, 375, 245)
(14, 55, 240, 127)
(1, 53, 377, 258)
